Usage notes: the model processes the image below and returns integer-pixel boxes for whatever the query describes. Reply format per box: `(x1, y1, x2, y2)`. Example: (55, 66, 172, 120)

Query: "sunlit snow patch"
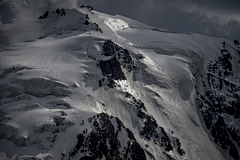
(104, 18, 129, 33)
(116, 80, 130, 93)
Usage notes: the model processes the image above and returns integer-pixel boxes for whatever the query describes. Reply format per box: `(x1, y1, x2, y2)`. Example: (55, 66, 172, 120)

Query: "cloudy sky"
(0, 0, 239, 41)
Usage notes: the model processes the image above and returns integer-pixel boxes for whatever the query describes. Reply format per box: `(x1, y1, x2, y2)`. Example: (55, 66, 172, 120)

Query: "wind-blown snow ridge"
(0, 7, 240, 160)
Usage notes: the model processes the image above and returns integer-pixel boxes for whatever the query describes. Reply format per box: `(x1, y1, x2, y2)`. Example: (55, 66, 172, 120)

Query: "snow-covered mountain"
(0, 6, 240, 160)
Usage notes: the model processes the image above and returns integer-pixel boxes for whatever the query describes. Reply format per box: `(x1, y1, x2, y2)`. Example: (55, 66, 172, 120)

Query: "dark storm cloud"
(0, 0, 239, 40)
(186, 0, 240, 13)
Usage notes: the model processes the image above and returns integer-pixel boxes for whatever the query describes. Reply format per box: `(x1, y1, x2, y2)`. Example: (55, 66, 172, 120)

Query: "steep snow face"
(0, 8, 240, 160)
(0, 9, 100, 52)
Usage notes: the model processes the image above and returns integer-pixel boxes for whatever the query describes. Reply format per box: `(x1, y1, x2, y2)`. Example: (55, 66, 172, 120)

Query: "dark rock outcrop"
(196, 42, 240, 160)
(97, 40, 136, 88)
(125, 92, 185, 156)
(39, 11, 49, 19)
(99, 56, 126, 81)
(69, 113, 148, 160)
(80, 5, 94, 11)
(39, 9, 66, 19)
(102, 40, 136, 72)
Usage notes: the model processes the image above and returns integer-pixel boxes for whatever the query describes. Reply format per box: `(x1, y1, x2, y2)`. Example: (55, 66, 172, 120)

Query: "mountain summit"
(0, 7, 240, 160)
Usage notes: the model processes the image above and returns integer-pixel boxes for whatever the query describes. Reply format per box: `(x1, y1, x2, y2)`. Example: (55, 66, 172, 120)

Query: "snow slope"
(0, 7, 240, 160)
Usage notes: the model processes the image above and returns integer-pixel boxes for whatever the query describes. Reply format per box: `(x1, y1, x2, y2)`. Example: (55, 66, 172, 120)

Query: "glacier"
(0, 6, 240, 160)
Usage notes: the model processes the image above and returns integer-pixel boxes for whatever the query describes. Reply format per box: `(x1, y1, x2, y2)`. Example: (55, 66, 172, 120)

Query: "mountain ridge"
(0, 7, 240, 160)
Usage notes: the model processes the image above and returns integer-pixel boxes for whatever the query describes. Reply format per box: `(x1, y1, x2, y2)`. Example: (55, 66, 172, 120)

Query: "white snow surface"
(104, 18, 129, 33)
(0, 7, 239, 160)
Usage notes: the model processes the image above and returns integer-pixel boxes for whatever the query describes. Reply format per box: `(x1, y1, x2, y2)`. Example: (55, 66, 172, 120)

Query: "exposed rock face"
(125, 92, 185, 156)
(39, 11, 50, 19)
(80, 5, 94, 11)
(56, 8, 66, 16)
(102, 40, 136, 72)
(99, 56, 126, 81)
(196, 42, 240, 160)
(69, 113, 147, 160)
(97, 40, 136, 88)
(39, 9, 66, 19)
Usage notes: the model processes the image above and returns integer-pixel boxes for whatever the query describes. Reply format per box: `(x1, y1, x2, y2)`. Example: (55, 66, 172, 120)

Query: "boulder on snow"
(39, 11, 49, 19)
